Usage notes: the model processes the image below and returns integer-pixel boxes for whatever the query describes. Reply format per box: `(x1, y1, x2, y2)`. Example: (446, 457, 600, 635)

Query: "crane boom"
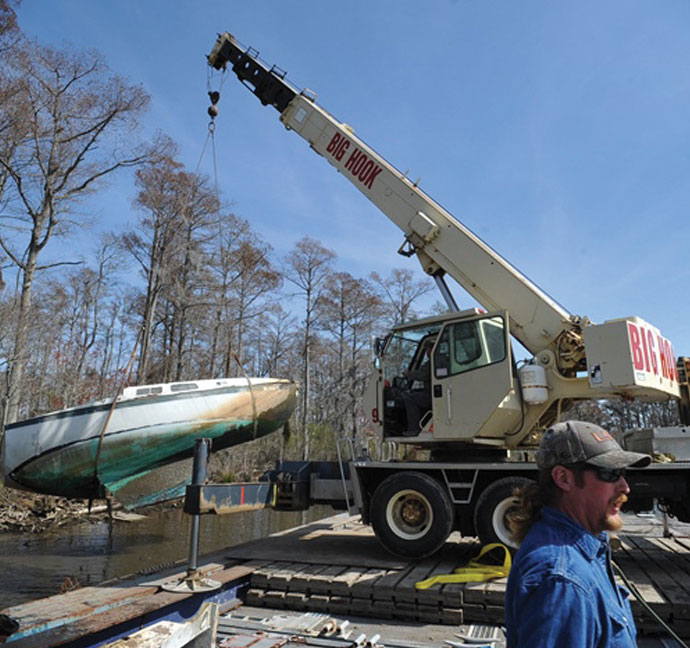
(207, 32, 577, 359)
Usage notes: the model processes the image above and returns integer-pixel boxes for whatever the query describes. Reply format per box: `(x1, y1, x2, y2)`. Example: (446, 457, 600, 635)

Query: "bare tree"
(257, 305, 297, 378)
(283, 237, 335, 460)
(0, 0, 19, 55)
(0, 41, 159, 425)
(226, 239, 281, 376)
(318, 272, 382, 438)
(120, 156, 213, 383)
(369, 268, 434, 326)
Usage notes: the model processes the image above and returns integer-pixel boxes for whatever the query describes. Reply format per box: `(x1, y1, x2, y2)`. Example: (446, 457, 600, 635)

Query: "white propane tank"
(519, 361, 549, 404)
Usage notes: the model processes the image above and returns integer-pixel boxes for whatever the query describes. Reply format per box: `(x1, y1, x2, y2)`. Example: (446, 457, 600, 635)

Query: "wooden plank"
(261, 590, 287, 609)
(482, 578, 508, 605)
(462, 602, 504, 624)
(439, 582, 464, 609)
(414, 555, 462, 606)
(371, 565, 413, 601)
(327, 594, 351, 614)
(283, 590, 308, 610)
(330, 566, 371, 595)
(299, 564, 350, 595)
(615, 541, 667, 603)
(439, 607, 463, 624)
(250, 561, 282, 589)
(349, 597, 376, 616)
(305, 593, 330, 612)
(462, 581, 489, 605)
(5, 564, 254, 648)
(625, 536, 690, 618)
(348, 567, 388, 598)
(415, 602, 441, 623)
(395, 558, 442, 603)
(283, 562, 333, 593)
(650, 537, 690, 580)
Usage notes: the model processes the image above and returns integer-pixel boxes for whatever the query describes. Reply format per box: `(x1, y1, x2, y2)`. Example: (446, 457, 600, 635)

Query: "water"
(0, 504, 331, 610)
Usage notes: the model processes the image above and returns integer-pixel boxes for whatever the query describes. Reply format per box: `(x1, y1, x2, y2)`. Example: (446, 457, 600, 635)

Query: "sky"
(14, 0, 690, 356)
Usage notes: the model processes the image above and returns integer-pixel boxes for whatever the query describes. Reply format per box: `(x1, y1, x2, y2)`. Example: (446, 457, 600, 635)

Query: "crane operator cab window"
(381, 325, 440, 437)
(430, 314, 512, 440)
(433, 316, 507, 378)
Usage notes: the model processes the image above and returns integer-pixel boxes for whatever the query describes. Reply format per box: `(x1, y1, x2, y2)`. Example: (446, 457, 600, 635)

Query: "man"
(505, 420, 651, 648)
(402, 347, 431, 434)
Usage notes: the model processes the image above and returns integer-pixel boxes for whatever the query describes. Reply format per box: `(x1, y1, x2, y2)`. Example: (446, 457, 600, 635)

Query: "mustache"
(613, 493, 628, 508)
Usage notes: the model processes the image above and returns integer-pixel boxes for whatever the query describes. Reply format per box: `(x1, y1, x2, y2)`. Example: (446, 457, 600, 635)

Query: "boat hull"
(1, 379, 296, 502)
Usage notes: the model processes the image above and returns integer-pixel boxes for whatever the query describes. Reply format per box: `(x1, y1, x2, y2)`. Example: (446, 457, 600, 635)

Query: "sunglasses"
(586, 465, 626, 483)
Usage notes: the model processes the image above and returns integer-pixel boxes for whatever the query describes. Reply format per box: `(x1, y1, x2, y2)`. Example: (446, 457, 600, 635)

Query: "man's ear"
(551, 465, 575, 491)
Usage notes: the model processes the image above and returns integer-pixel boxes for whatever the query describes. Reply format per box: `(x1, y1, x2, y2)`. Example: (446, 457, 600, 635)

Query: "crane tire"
(371, 471, 454, 558)
(473, 476, 532, 549)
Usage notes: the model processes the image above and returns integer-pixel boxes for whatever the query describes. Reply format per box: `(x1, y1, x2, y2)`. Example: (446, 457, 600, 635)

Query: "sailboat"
(1, 377, 296, 508)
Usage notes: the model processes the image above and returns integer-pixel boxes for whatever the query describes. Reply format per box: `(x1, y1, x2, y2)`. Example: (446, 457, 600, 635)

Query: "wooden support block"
(349, 597, 375, 615)
(262, 590, 287, 609)
(266, 562, 301, 590)
(415, 588, 443, 606)
(349, 568, 388, 598)
(462, 582, 488, 604)
(483, 578, 508, 605)
(440, 583, 464, 608)
(306, 594, 330, 611)
(250, 562, 280, 588)
(462, 602, 505, 624)
(290, 563, 334, 593)
(328, 595, 351, 614)
(244, 588, 265, 606)
(439, 607, 463, 625)
(395, 559, 442, 603)
(303, 565, 350, 595)
(371, 599, 395, 619)
(392, 601, 418, 620)
(370, 566, 411, 599)
(283, 591, 307, 610)
(415, 603, 441, 624)
(330, 567, 369, 595)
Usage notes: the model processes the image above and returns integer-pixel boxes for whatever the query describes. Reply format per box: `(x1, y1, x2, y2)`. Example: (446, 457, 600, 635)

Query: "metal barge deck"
(2, 513, 690, 646)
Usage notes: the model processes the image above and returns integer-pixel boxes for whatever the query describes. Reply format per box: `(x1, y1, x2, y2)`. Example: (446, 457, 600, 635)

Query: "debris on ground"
(0, 488, 95, 533)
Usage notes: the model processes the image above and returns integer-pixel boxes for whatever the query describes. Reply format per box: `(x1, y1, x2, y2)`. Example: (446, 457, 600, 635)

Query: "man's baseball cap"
(536, 421, 651, 470)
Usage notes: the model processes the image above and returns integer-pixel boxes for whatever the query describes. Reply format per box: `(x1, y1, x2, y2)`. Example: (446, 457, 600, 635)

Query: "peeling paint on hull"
(1, 378, 296, 505)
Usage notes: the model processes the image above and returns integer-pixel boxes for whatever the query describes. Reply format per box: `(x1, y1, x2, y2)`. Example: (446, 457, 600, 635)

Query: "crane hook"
(208, 91, 220, 119)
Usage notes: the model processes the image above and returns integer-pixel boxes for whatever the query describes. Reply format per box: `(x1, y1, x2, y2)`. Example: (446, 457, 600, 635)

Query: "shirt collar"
(541, 506, 609, 560)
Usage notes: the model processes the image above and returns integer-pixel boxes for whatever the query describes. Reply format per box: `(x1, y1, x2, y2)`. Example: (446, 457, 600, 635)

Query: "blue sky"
(15, 1, 690, 356)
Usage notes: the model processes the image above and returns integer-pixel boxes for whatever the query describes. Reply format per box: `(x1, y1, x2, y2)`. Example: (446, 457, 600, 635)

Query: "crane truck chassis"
(201, 33, 690, 557)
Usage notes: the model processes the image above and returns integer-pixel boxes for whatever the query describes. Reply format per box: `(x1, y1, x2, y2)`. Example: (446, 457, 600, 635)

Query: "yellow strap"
(414, 543, 512, 590)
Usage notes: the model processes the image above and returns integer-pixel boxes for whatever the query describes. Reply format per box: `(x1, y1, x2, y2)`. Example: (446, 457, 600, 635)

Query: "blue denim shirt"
(505, 507, 637, 647)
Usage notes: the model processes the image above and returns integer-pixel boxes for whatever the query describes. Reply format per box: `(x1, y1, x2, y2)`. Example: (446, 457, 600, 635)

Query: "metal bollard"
(187, 438, 210, 573)
(161, 438, 220, 593)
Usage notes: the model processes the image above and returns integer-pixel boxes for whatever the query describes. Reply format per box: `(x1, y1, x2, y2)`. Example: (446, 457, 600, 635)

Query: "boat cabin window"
(135, 386, 163, 396)
(170, 383, 199, 392)
(434, 316, 506, 377)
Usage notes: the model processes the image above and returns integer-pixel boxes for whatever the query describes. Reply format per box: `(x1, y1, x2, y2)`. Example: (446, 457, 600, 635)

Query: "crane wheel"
(473, 476, 532, 549)
(371, 472, 453, 558)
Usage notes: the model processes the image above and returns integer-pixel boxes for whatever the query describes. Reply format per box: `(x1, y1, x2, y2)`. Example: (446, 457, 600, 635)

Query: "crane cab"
(365, 309, 521, 445)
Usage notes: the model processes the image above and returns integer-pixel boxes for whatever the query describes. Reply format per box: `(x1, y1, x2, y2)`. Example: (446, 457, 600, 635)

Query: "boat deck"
(3, 512, 690, 646)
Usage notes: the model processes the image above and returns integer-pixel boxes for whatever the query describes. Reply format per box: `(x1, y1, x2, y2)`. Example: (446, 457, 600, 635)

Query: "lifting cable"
(92, 325, 144, 494)
(612, 560, 689, 648)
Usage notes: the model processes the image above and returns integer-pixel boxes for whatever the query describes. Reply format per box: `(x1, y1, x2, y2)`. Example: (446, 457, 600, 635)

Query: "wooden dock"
(218, 513, 690, 639)
(4, 512, 690, 645)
